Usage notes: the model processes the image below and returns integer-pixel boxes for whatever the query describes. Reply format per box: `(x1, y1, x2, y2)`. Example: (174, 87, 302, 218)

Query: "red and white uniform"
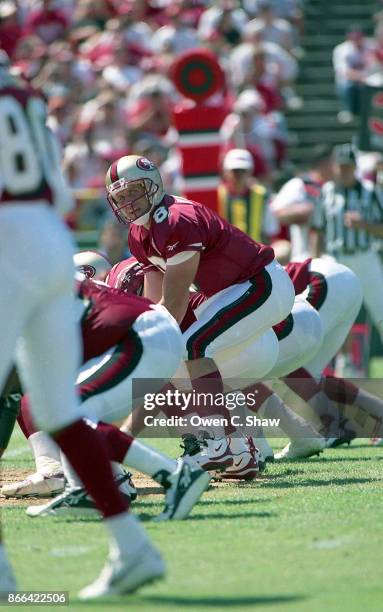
(245, 258, 362, 379)
(221, 257, 362, 380)
(285, 258, 363, 377)
(0, 74, 80, 431)
(108, 259, 279, 381)
(75, 279, 183, 423)
(129, 195, 295, 376)
(107, 255, 361, 384)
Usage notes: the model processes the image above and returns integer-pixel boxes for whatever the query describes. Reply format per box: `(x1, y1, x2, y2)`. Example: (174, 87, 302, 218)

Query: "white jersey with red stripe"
(0, 72, 73, 215)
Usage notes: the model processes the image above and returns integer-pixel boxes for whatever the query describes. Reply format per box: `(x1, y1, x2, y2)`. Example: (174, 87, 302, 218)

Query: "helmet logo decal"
(78, 264, 96, 279)
(136, 157, 155, 171)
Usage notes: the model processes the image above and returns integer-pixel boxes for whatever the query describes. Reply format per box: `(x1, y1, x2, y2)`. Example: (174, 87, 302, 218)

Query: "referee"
(312, 143, 383, 341)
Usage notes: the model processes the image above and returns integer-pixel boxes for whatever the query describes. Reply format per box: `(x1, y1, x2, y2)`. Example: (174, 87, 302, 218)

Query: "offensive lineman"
(108, 255, 383, 458)
(2, 271, 210, 521)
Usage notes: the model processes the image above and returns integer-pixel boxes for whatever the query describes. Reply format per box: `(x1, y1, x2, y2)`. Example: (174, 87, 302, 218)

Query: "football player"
(105, 155, 296, 473)
(11, 399, 210, 523)
(279, 257, 383, 455)
(111, 255, 383, 458)
(0, 58, 166, 598)
(106, 257, 326, 465)
(2, 272, 209, 519)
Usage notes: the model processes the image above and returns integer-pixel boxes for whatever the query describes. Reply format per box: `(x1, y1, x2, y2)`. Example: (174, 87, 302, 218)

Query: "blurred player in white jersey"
(0, 54, 167, 598)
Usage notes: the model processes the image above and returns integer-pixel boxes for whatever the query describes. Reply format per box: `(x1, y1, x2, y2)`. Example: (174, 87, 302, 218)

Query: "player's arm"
(143, 269, 164, 302)
(310, 229, 324, 257)
(273, 201, 314, 225)
(343, 214, 383, 237)
(160, 253, 200, 323)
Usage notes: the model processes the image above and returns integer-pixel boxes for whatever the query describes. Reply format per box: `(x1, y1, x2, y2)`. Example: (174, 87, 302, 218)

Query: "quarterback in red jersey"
(105, 155, 296, 479)
(105, 155, 295, 382)
(105, 256, 323, 469)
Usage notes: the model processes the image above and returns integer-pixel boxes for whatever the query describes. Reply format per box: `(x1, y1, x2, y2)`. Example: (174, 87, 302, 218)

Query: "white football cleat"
(78, 545, 166, 599)
(154, 458, 210, 522)
(217, 436, 260, 480)
(220, 450, 259, 480)
(1, 472, 65, 498)
(274, 437, 326, 460)
(26, 470, 136, 518)
(180, 434, 234, 472)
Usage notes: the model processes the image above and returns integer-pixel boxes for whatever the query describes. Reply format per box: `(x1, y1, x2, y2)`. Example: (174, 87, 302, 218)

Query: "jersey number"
(153, 206, 169, 224)
(0, 96, 55, 196)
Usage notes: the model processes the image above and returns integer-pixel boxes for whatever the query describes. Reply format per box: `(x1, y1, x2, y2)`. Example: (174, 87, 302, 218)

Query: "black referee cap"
(333, 144, 356, 165)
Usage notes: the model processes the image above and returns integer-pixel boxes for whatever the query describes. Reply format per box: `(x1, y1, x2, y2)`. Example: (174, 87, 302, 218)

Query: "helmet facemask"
(107, 177, 159, 226)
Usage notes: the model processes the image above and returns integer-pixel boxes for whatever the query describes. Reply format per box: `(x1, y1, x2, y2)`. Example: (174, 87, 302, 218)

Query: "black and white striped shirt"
(312, 180, 383, 256)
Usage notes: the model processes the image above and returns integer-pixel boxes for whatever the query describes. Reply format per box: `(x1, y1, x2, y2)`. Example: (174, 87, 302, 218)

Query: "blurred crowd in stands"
(0, 0, 305, 240)
(333, 7, 383, 124)
(1, 1, 383, 268)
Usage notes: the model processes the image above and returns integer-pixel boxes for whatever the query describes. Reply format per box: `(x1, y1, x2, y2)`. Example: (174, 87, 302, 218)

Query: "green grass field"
(1, 427, 383, 612)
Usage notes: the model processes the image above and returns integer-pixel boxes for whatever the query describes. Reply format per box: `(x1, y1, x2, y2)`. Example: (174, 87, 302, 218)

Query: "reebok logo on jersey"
(167, 241, 180, 252)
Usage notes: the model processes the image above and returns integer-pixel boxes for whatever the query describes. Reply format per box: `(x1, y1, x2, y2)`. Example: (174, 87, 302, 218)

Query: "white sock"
(29, 431, 62, 476)
(308, 390, 341, 420)
(105, 512, 152, 559)
(61, 454, 131, 491)
(60, 451, 83, 489)
(261, 393, 321, 440)
(124, 439, 176, 478)
(355, 389, 383, 419)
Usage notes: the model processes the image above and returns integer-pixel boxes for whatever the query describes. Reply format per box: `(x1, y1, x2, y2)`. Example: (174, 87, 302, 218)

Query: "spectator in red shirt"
(242, 47, 284, 112)
(0, 2, 22, 59)
(23, 0, 69, 44)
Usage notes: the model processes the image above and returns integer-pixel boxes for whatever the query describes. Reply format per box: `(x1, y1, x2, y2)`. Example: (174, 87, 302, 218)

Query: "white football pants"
(0, 204, 82, 432)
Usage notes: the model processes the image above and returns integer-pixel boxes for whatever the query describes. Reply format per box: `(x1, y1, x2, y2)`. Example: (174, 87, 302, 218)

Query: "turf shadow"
(136, 498, 272, 509)
(260, 476, 379, 489)
(310, 456, 383, 463)
(136, 510, 278, 522)
(139, 594, 307, 607)
(72, 594, 307, 607)
(185, 510, 278, 520)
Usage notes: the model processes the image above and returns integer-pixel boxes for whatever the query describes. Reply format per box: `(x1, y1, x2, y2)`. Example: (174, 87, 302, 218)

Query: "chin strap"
(131, 209, 152, 226)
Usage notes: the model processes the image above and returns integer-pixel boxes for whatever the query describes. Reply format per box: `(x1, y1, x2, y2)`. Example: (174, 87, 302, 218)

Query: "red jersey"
(77, 278, 153, 363)
(129, 195, 274, 296)
(0, 79, 55, 206)
(285, 258, 312, 295)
